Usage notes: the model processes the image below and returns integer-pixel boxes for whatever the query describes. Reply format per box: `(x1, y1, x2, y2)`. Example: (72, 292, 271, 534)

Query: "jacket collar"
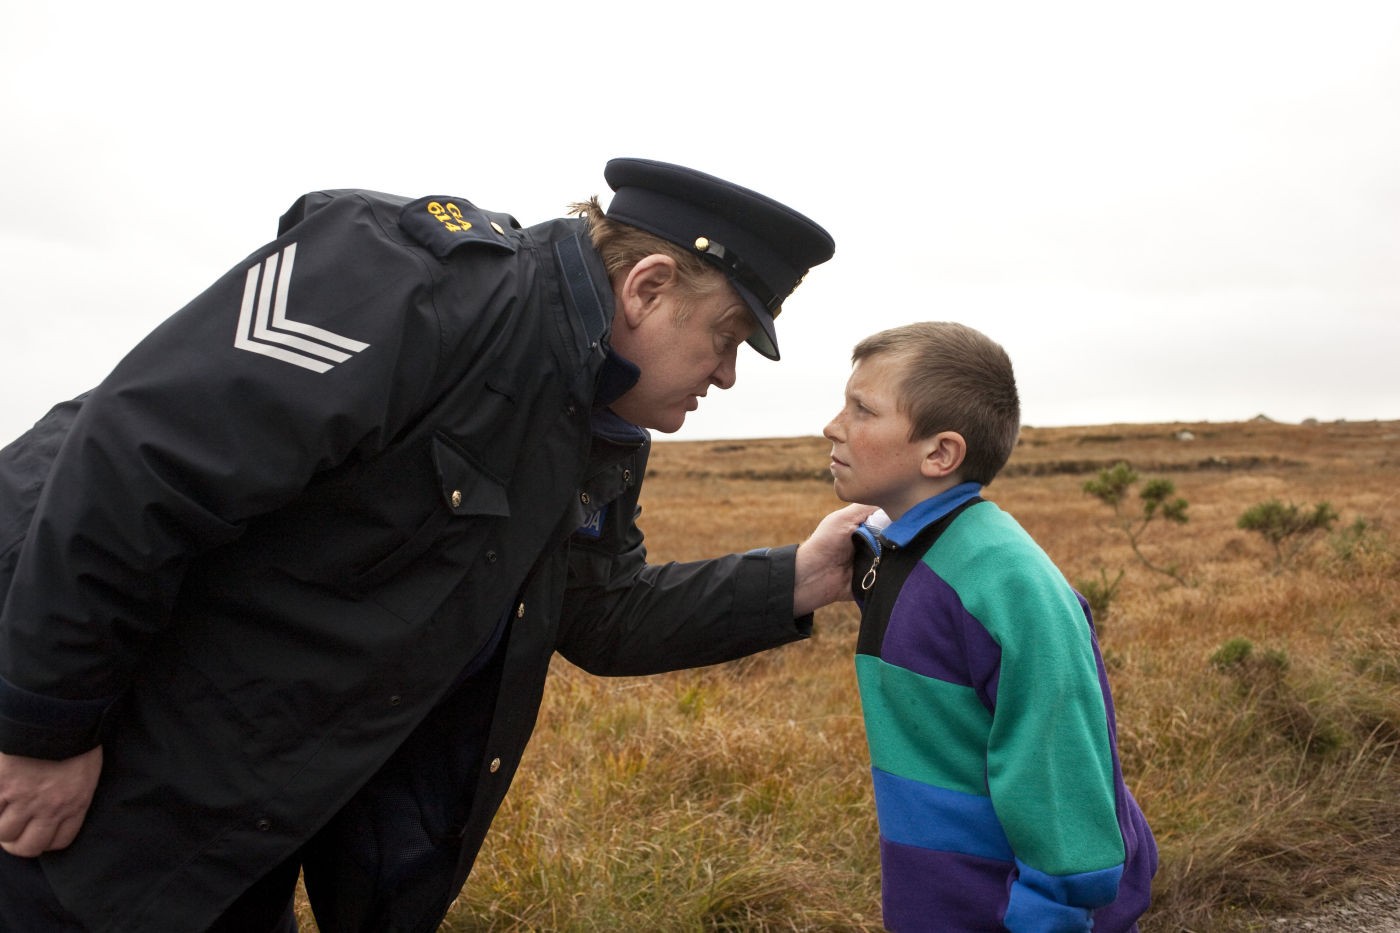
(550, 227, 648, 446)
(553, 227, 613, 351)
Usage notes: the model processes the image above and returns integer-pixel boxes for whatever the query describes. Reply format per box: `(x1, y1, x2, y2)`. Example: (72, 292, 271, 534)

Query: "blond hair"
(852, 322, 1020, 486)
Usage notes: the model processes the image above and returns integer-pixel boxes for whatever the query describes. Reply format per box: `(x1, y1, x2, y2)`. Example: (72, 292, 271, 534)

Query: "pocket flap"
(432, 435, 511, 518)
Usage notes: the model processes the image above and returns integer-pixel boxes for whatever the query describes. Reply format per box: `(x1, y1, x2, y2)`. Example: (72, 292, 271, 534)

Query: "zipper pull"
(861, 553, 880, 591)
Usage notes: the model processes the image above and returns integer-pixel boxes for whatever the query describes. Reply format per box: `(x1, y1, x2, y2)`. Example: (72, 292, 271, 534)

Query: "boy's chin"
(830, 481, 863, 507)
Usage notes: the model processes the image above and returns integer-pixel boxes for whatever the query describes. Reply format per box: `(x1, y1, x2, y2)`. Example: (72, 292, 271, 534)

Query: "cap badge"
(688, 235, 780, 313)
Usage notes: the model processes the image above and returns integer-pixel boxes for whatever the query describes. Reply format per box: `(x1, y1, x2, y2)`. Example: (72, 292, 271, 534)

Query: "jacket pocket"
(346, 434, 510, 593)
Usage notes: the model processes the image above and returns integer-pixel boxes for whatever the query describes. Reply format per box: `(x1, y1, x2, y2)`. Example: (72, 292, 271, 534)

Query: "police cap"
(603, 157, 835, 360)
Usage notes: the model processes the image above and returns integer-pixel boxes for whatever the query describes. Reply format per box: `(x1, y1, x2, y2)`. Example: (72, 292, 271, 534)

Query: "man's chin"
(622, 409, 686, 434)
(650, 415, 686, 434)
(644, 403, 692, 434)
(610, 401, 686, 433)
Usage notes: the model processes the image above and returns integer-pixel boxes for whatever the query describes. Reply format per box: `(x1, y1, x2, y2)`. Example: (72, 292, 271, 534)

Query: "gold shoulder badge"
(426, 200, 472, 233)
(400, 195, 516, 259)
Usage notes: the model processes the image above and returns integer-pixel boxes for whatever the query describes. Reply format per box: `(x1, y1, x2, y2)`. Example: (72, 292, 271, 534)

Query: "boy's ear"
(921, 431, 967, 480)
(616, 254, 679, 328)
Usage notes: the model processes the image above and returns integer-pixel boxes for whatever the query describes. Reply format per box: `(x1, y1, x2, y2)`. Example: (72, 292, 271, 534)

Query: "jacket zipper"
(856, 551, 879, 588)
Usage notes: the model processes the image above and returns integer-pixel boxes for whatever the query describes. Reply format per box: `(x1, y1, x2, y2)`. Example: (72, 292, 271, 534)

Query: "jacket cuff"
(0, 675, 112, 759)
(742, 544, 812, 638)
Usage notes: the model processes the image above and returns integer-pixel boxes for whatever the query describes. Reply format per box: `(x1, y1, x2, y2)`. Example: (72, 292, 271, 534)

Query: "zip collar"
(856, 482, 983, 553)
(854, 482, 983, 592)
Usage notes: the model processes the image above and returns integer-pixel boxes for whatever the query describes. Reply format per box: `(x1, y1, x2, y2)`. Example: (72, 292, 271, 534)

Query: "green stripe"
(925, 503, 1124, 873)
(856, 654, 991, 797)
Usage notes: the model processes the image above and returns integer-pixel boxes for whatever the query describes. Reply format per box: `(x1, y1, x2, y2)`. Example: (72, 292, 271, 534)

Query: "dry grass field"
(302, 418, 1400, 931)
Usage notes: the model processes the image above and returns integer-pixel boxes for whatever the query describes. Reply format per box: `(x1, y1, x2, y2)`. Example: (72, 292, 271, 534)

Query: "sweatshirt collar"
(866, 482, 983, 548)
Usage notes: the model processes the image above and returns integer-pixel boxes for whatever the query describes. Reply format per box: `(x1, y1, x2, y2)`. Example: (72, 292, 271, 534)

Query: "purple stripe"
(881, 562, 1002, 707)
(1084, 592, 1159, 930)
(880, 836, 1010, 931)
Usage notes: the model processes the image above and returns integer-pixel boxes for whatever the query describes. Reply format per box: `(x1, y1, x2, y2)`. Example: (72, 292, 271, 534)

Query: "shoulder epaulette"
(399, 196, 519, 260)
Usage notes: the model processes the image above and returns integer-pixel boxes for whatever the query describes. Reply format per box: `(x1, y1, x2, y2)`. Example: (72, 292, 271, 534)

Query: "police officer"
(0, 159, 865, 931)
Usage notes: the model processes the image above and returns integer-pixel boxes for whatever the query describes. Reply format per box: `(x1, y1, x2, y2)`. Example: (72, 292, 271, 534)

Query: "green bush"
(1237, 500, 1339, 572)
(1083, 462, 1190, 586)
(1077, 568, 1124, 624)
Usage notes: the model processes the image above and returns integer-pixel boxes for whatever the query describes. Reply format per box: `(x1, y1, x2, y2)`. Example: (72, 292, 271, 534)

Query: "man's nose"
(712, 353, 738, 390)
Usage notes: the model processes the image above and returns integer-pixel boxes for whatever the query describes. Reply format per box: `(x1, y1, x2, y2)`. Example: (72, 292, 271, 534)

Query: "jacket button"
(485, 550, 498, 563)
(580, 492, 590, 505)
(255, 818, 271, 832)
(622, 469, 632, 484)
(388, 694, 402, 707)
(515, 602, 525, 619)
(451, 490, 462, 508)
(489, 757, 501, 773)
(490, 221, 505, 235)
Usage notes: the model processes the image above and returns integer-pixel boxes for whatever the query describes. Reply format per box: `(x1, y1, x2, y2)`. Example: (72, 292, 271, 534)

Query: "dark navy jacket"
(0, 190, 808, 931)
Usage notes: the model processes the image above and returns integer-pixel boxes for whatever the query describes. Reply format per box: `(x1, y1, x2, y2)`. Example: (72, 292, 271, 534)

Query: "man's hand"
(793, 502, 878, 617)
(0, 747, 102, 857)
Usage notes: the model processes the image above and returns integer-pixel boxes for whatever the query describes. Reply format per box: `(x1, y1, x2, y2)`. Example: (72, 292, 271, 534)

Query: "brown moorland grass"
(297, 419, 1400, 931)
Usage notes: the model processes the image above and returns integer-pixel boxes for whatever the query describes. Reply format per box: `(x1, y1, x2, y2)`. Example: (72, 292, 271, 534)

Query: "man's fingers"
(50, 813, 84, 852)
(0, 818, 58, 858)
(0, 808, 87, 857)
(0, 804, 30, 848)
(0, 746, 102, 857)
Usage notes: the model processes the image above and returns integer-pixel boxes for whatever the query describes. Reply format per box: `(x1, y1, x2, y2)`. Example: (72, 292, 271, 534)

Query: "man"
(0, 159, 865, 931)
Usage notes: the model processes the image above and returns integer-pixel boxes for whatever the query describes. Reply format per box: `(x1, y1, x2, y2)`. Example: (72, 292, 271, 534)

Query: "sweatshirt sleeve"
(0, 192, 453, 758)
(933, 506, 1127, 931)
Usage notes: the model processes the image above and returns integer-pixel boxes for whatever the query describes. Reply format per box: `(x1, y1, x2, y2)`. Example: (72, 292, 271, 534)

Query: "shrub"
(1328, 517, 1395, 575)
(1237, 500, 1339, 572)
(1076, 568, 1124, 625)
(1209, 637, 1257, 670)
(1083, 462, 1190, 586)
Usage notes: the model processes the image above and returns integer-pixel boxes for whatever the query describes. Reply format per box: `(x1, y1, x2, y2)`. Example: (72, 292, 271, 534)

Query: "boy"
(823, 322, 1156, 931)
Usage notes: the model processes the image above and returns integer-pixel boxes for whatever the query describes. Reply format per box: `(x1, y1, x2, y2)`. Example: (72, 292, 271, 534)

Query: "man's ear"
(921, 431, 967, 480)
(616, 254, 680, 328)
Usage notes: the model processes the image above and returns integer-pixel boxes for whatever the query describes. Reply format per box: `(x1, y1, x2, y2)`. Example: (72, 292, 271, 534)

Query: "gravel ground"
(1265, 886, 1400, 931)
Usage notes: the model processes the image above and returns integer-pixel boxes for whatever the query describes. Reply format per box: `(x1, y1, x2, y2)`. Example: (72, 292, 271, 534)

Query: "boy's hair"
(852, 322, 1020, 486)
(571, 196, 729, 320)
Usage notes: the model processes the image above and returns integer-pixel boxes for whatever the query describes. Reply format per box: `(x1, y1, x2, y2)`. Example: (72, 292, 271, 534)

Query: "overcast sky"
(2, 1, 1397, 445)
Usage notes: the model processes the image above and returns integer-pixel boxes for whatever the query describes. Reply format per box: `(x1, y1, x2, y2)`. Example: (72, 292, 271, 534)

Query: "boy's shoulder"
(937, 499, 1034, 552)
(930, 500, 1067, 590)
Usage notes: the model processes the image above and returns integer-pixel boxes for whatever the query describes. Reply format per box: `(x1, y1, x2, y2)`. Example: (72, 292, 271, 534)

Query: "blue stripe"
(880, 482, 982, 546)
(872, 766, 1014, 862)
(1016, 858, 1122, 905)
(1003, 858, 1123, 928)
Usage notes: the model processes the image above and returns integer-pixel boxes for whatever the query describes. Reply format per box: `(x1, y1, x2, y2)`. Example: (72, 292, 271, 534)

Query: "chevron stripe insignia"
(234, 243, 370, 372)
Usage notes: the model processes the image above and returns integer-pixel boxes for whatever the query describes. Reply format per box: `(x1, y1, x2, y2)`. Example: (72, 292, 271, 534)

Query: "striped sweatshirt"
(853, 483, 1156, 932)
